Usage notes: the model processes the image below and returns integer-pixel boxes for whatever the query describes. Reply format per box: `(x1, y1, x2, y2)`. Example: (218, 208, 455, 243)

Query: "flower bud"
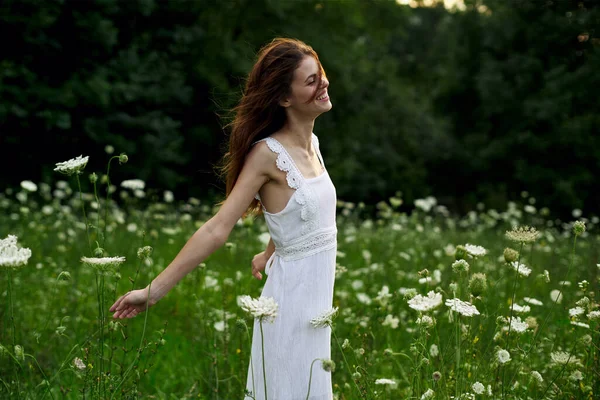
(455, 245, 468, 261)
(14, 345, 24, 361)
(94, 247, 105, 257)
(573, 221, 586, 236)
(452, 259, 469, 274)
(89, 173, 98, 184)
(119, 153, 128, 164)
(469, 273, 488, 296)
(432, 371, 442, 381)
(504, 248, 519, 263)
(321, 359, 336, 372)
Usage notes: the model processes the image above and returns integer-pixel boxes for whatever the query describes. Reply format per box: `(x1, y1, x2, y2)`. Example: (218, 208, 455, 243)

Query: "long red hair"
(217, 38, 326, 216)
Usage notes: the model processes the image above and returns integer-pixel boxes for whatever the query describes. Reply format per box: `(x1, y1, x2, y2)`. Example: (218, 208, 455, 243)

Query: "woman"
(109, 38, 337, 400)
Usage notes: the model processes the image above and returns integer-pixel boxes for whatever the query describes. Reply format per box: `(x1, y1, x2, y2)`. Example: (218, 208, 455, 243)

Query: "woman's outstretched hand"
(109, 287, 156, 319)
(251, 251, 268, 280)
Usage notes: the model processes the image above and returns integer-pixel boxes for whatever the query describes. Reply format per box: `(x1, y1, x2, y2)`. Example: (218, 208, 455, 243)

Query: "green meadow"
(0, 156, 598, 400)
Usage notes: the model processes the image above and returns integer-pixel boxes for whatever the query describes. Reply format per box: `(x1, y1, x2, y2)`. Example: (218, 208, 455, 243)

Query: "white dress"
(244, 133, 337, 400)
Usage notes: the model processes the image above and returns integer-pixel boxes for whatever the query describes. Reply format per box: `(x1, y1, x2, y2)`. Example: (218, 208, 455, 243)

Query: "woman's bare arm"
(109, 142, 275, 318)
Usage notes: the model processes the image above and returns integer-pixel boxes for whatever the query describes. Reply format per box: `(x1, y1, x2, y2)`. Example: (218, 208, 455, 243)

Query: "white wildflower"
(80, 256, 126, 274)
(20, 180, 37, 192)
(531, 370, 543, 384)
(239, 295, 278, 323)
(569, 370, 583, 381)
(382, 314, 399, 329)
(497, 349, 511, 364)
(571, 321, 589, 328)
(445, 298, 480, 317)
(464, 244, 487, 257)
(510, 261, 531, 277)
(505, 226, 540, 243)
(408, 291, 443, 312)
(472, 382, 485, 394)
(0, 235, 32, 268)
(569, 307, 585, 317)
(508, 316, 528, 333)
(550, 290, 563, 304)
(523, 297, 543, 306)
(375, 378, 397, 388)
(420, 388, 435, 399)
(54, 155, 89, 176)
(310, 307, 338, 328)
(72, 357, 86, 370)
(587, 311, 600, 320)
(429, 344, 439, 358)
(550, 351, 580, 366)
(120, 179, 146, 191)
(376, 285, 393, 305)
(512, 304, 530, 313)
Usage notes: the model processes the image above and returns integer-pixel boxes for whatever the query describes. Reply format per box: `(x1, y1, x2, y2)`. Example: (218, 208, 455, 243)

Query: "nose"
(320, 77, 329, 89)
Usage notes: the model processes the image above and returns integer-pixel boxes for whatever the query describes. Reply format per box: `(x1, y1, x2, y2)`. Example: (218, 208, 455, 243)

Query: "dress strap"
(311, 133, 325, 169)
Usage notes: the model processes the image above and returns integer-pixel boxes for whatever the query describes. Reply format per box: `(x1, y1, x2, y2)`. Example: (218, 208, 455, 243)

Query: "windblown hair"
(217, 38, 325, 216)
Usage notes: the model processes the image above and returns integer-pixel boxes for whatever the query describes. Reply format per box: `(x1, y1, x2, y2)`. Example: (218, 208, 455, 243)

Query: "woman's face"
(281, 55, 331, 116)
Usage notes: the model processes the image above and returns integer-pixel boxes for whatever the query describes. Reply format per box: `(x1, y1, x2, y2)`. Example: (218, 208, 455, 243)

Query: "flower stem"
(332, 329, 363, 398)
(75, 174, 92, 254)
(259, 320, 268, 400)
(102, 156, 117, 249)
(305, 358, 319, 400)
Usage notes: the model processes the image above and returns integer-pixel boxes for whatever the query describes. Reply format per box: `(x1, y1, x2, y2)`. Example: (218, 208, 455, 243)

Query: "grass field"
(1, 158, 598, 399)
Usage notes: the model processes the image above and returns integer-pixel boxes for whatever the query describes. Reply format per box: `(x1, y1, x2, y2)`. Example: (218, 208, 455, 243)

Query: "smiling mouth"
(316, 92, 329, 101)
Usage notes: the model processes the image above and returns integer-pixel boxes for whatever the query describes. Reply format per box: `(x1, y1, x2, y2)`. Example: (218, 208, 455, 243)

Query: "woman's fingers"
(109, 292, 130, 312)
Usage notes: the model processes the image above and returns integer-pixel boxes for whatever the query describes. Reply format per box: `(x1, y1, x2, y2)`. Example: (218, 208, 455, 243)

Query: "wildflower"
(310, 307, 338, 328)
(472, 382, 485, 394)
(505, 226, 540, 243)
(14, 345, 24, 361)
(445, 298, 480, 317)
(0, 235, 32, 268)
(503, 248, 519, 263)
(569, 307, 585, 317)
(137, 246, 153, 260)
(507, 316, 529, 333)
(523, 297, 543, 306)
(121, 179, 145, 191)
(375, 378, 397, 388)
(408, 291, 443, 312)
(20, 180, 37, 192)
(578, 280, 589, 291)
(464, 244, 487, 257)
(420, 388, 435, 400)
(512, 304, 530, 313)
(73, 357, 86, 370)
(88, 173, 98, 184)
(382, 314, 399, 329)
(429, 344, 439, 358)
(54, 155, 89, 176)
(550, 290, 563, 304)
(375, 285, 393, 305)
(531, 371, 543, 384)
(452, 259, 470, 273)
(510, 261, 531, 277)
(572, 221, 586, 236)
(416, 315, 435, 328)
(432, 371, 442, 381)
(81, 256, 125, 274)
(571, 321, 589, 328)
(321, 359, 335, 372)
(569, 370, 583, 381)
(119, 153, 128, 164)
(497, 349, 511, 364)
(468, 273, 487, 296)
(238, 295, 278, 323)
(455, 245, 468, 260)
(383, 348, 394, 356)
(587, 311, 600, 320)
(539, 270, 550, 283)
(341, 339, 350, 350)
(163, 190, 174, 203)
(550, 351, 580, 366)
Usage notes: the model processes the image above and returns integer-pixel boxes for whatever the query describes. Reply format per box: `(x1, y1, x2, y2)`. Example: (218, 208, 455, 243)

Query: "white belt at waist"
(265, 226, 338, 274)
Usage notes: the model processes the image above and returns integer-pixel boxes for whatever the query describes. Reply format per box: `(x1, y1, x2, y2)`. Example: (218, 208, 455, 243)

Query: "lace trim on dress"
(253, 136, 320, 235)
(275, 227, 337, 261)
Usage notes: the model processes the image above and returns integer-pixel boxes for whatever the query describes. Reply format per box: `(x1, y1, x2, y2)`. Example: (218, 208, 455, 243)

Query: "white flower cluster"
(310, 307, 338, 328)
(510, 261, 531, 277)
(408, 291, 443, 312)
(54, 155, 89, 176)
(374, 378, 397, 388)
(0, 235, 32, 268)
(121, 179, 146, 190)
(239, 295, 278, 323)
(464, 244, 487, 257)
(550, 351, 581, 367)
(80, 256, 126, 274)
(497, 349, 511, 364)
(445, 298, 480, 317)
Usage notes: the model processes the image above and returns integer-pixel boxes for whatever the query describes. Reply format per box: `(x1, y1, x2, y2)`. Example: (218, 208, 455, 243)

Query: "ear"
(279, 97, 291, 108)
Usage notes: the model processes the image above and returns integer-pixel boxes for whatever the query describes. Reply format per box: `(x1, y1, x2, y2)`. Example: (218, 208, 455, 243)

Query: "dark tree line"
(1, 0, 598, 218)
